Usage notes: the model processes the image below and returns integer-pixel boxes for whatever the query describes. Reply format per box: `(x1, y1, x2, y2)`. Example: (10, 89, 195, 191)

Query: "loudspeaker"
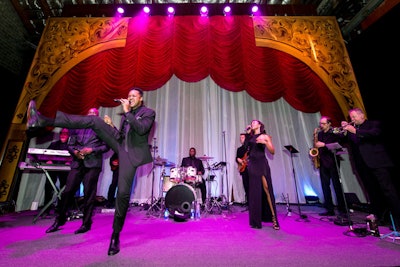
(345, 193, 369, 212)
(344, 193, 361, 205)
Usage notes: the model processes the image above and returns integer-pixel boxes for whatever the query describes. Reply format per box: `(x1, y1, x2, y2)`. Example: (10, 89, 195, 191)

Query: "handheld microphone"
(113, 99, 122, 103)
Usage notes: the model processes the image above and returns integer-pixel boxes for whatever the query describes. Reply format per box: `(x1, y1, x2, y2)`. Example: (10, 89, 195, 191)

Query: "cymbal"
(154, 160, 175, 167)
(154, 156, 168, 162)
(198, 156, 214, 160)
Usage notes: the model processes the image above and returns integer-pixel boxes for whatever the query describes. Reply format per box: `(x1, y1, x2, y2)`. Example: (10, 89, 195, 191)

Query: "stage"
(1, 203, 399, 267)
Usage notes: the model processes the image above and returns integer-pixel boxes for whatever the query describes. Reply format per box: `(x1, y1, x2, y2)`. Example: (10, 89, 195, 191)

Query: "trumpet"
(332, 121, 355, 134)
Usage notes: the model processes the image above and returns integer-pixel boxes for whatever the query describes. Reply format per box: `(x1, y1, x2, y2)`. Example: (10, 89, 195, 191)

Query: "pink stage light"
(143, 6, 150, 15)
(223, 6, 231, 16)
(167, 6, 175, 16)
(117, 7, 124, 14)
(200, 6, 208, 17)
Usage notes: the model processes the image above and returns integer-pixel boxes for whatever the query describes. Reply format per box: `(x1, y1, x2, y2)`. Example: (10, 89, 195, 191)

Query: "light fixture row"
(117, 5, 260, 17)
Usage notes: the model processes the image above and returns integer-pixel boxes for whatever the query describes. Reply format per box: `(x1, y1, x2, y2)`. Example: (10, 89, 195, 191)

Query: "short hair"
(349, 107, 364, 114)
(320, 116, 332, 124)
(131, 87, 144, 97)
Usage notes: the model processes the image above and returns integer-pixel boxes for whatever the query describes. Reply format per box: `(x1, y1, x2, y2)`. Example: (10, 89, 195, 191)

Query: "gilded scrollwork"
(253, 16, 364, 117)
(13, 17, 129, 125)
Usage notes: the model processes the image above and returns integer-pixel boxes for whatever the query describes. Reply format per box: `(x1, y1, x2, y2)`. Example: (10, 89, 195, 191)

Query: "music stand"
(325, 142, 366, 237)
(284, 145, 309, 222)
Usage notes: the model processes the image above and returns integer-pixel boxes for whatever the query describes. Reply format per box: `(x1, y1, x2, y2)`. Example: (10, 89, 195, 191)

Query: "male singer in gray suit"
(27, 87, 155, 256)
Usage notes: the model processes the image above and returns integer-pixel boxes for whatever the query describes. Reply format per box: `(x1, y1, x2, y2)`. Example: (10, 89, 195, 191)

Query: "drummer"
(181, 147, 206, 206)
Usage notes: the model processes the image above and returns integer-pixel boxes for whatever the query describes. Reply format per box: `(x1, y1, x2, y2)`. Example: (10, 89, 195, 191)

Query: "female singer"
(245, 119, 279, 230)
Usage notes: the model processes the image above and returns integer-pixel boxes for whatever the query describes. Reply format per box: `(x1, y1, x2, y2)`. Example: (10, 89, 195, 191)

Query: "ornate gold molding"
(13, 17, 130, 125)
(252, 16, 365, 118)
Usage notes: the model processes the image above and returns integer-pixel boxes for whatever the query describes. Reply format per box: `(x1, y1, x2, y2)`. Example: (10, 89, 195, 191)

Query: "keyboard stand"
(32, 166, 65, 223)
(19, 162, 69, 224)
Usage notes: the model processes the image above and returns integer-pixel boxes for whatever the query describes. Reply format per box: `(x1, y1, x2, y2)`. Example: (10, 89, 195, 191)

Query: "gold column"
(0, 17, 129, 202)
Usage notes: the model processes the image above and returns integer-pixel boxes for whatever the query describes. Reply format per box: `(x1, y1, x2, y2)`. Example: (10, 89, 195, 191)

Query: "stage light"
(223, 6, 231, 16)
(167, 6, 175, 16)
(117, 7, 124, 14)
(251, 5, 259, 15)
(305, 195, 320, 205)
(200, 6, 208, 17)
(143, 6, 150, 15)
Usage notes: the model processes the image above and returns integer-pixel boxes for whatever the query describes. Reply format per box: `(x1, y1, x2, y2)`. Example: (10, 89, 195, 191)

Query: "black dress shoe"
(251, 225, 262, 229)
(108, 232, 120, 256)
(45, 219, 66, 233)
(74, 225, 91, 234)
(319, 211, 335, 216)
(26, 100, 47, 129)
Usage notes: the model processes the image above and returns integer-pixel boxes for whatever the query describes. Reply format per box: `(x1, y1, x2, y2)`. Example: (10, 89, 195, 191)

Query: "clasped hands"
(75, 147, 93, 160)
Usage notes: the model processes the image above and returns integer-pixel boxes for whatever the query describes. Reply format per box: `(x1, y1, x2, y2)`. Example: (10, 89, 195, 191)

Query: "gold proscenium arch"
(0, 17, 129, 202)
(252, 16, 365, 119)
(13, 17, 130, 125)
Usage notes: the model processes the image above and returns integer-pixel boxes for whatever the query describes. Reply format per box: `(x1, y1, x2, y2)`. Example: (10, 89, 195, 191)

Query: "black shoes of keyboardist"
(26, 100, 48, 129)
(45, 218, 66, 233)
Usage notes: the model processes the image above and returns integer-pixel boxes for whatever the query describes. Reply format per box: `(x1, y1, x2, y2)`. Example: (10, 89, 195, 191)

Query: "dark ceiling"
(9, 0, 397, 45)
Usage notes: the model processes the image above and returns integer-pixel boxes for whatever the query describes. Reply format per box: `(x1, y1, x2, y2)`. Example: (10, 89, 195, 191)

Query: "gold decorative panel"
(253, 16, 365, 118)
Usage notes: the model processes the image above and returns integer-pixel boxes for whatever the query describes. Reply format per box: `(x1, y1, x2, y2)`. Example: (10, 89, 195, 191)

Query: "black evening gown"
(246, 133, 277, 228)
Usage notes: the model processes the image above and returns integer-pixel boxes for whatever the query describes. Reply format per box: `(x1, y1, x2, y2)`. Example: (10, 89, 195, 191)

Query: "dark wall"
(347, 4, 400, 181)
(0, 67, 23, 148)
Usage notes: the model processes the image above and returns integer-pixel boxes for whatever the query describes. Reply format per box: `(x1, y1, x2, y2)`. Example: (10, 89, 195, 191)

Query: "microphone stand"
(147, 138, 161, 217)
(284, 145, 309, 222)
(325, 142, 366, 237)
(221, 131, 232, 213)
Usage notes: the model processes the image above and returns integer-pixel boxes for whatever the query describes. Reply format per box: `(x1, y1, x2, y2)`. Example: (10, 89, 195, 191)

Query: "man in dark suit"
(45, 108, 110, 234)
(341, 107, 400, 229)
(26, 87, 156, 256)
(181, 147, 206, 205)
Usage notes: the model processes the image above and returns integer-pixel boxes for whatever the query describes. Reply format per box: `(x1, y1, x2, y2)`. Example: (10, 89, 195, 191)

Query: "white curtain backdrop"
(16, 75, 366, 211)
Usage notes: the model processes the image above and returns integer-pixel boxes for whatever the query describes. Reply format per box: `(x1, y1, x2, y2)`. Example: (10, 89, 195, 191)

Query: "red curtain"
(40, 15, 344, 124)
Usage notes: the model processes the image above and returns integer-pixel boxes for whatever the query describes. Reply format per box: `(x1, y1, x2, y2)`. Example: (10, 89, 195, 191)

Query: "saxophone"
(309, 127, 320, 169)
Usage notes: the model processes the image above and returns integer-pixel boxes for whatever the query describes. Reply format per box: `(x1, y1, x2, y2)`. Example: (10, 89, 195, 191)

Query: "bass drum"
(165, 183, 196, 221)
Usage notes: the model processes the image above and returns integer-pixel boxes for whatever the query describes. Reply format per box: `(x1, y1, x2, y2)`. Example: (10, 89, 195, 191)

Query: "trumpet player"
(314, 116, 346, 217)
(340, 107, 400, 229)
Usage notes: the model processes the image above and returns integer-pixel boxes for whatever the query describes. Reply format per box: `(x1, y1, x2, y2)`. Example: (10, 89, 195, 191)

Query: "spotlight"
(143, 6, 150, 15)
(305, 196, 320, 205)
(223, 6, 231, 16)
(200, 6, 208, 17)
(117, 7, 124, 14)
(251, 5, 259, 15)
(167, 6, 175, 16)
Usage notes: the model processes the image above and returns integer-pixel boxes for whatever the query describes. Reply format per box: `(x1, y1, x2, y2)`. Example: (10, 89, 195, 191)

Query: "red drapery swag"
(40, 15, 343, 124)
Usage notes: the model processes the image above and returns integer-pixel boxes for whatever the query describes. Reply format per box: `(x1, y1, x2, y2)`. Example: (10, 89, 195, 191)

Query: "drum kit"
(147, 154, 227, 220)
(163, 165, 204, 220)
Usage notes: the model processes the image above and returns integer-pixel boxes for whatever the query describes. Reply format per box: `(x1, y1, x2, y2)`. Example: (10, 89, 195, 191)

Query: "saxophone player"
(315, 116, 346, 217)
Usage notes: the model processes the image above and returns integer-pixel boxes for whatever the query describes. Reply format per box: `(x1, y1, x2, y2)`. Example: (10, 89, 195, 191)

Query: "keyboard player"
(43, 128, 71, 216)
